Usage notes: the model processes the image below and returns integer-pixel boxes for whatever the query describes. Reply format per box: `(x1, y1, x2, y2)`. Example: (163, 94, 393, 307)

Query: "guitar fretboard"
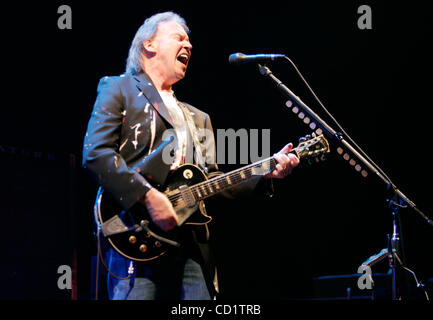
(180, 134, 328, 203)
(189, 155, 280, 201)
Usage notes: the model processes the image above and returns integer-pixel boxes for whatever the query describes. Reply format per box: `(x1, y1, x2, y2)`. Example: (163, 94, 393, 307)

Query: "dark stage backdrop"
(1, 1, 432, 300)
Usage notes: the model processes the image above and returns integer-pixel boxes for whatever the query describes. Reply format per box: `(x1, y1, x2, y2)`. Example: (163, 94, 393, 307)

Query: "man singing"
(83, 11, 299, 300)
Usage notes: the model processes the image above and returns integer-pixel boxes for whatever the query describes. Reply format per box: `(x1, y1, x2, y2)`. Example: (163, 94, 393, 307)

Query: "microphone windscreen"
(228, 53, 245, 64)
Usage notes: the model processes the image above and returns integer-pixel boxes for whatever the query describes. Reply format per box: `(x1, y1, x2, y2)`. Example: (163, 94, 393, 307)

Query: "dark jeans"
(105, 247, 212, 300)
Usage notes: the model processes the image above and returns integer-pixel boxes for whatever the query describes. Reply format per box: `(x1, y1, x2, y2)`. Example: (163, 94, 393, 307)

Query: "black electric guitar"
(95, 134, 330, 261)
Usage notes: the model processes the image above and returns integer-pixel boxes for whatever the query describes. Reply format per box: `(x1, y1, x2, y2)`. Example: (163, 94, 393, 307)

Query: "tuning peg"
(311, 132, 316, 138)
(299, 136, 307, 143)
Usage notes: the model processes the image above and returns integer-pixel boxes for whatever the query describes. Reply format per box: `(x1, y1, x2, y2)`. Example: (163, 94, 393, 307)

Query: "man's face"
(147, 21, 192, 86)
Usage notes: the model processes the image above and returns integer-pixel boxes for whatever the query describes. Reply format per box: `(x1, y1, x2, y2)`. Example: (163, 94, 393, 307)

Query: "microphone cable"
(281, 55, 433, 226)
(282, 55, 395, 187)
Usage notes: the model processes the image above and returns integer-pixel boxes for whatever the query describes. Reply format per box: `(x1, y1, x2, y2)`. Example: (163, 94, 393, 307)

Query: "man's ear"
(143, 39, 157, 56)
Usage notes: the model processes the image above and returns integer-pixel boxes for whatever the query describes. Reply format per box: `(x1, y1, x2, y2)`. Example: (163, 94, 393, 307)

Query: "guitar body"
(96, 164, 211, 262)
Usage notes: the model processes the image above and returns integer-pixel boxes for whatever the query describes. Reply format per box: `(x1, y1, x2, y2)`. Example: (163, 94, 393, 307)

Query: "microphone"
(229, 52, 286, 65)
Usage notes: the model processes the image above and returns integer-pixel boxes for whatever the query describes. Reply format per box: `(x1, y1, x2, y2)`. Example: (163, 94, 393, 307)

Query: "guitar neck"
(189, 150, 298, 202)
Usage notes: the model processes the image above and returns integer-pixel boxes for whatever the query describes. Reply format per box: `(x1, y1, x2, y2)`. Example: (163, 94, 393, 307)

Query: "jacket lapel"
(132, 71, 174, 127)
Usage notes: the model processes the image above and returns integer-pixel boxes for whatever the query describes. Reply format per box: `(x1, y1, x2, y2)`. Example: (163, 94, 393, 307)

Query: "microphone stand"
(258, 64, 433, 300)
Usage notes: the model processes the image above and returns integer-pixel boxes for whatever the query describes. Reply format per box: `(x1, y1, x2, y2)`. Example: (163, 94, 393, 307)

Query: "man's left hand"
(265, 142, 300, 179)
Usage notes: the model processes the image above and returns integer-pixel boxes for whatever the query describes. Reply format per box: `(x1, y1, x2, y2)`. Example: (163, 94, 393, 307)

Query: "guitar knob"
(139, 244, 147, 253)
(129, 235, 137, 244)
(154, 241, 162, 248)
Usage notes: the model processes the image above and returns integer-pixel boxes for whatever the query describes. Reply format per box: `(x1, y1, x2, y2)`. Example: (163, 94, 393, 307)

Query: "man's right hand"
(140, 188, 179, 232)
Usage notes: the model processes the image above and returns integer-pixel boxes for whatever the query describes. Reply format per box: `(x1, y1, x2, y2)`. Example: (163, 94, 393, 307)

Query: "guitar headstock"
(295, 133, 330, 161)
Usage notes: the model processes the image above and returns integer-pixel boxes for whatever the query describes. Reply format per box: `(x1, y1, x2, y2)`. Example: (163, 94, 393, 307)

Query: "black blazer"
(83, 71, 270, 295)
(83, 71, 218, 211)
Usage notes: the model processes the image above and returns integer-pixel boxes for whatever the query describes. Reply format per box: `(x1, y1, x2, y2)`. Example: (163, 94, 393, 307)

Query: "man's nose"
(184, 40, 192, 50)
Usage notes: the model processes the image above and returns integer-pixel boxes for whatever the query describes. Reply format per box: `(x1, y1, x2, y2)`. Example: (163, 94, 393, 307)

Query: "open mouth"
(177, 53, 190, 66)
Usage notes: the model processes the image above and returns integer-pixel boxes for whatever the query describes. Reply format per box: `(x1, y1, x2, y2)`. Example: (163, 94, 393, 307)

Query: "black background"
(1, 1, 432, 300)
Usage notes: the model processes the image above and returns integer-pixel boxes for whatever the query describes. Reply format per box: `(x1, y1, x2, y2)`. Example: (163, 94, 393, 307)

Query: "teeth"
(178, 54, 189, 64)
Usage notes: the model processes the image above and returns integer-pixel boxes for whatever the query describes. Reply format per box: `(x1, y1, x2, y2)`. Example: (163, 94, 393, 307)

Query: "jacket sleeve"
(82, 76, 152, 210)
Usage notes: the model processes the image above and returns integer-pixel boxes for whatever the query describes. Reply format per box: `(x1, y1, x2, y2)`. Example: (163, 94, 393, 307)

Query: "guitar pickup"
(178, 185, 196, 208)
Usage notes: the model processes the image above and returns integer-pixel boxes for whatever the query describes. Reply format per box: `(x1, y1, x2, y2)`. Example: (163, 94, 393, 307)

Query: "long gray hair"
(125, 12, 189, 74)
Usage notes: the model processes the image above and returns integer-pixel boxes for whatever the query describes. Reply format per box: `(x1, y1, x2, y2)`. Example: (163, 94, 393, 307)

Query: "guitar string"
(166, 157, 276, 202)
(166, 162, 273, 203)
(165, 142, 325, 203)
(166, 147, 313, 202)
(166, 157, 274, 200)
